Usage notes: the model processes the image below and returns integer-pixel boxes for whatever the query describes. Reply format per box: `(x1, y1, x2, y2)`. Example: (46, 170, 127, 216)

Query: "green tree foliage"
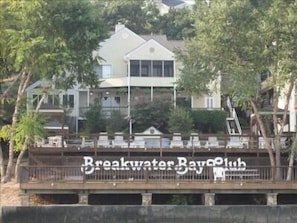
(106, 111, 127, 134)
(156, 8, 195, 40)
(191, 110, 227, 134)
(102, 0, 160, 34)
(132, 100, 172, 133)
(84, 104, 106, 134)
(178, 0, 297, 177)
(0, 0, 108, 181)
(13, 113, 45, 151)
(168, 107, 194, 134)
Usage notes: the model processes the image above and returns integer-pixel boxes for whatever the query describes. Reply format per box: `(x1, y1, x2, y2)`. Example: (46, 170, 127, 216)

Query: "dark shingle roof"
(162, 0, 184, 7)
(140, 34, 184, 51)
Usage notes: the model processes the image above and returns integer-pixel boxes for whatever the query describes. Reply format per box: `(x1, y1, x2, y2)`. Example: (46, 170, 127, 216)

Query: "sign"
(81, 156, 247, 175)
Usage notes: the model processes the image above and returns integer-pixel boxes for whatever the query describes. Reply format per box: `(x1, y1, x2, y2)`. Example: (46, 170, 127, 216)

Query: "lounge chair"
(97, 132, 110, 148)
(187, 133, 201, 149)
(206, 136, 220, 148)
(226, 136, 243, 149)
(130, 134, 146, 148)
(112, 132, 128, 148)
(213, 167, 226, 181)
(170, 133, 184, 148)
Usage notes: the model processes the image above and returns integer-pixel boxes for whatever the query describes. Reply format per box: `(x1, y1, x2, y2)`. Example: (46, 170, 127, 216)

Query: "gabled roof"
(142, 126, 163, 135)
(140, 34, 184, 51)
(125, 39, 174, 60)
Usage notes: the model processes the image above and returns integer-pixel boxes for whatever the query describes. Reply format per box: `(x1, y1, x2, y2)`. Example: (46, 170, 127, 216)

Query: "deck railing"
(36, 132, 294, 150)
(19, 165, 297, 184)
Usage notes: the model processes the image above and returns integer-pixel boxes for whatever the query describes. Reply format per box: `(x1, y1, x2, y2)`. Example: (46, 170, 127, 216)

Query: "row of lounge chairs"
(36, 133, 289, 150)
(95, 133, 246, 149)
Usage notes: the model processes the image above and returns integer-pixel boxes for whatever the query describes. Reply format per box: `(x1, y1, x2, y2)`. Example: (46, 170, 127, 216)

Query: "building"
(26, 24, 221, 133)
(153, 0, 195, 15)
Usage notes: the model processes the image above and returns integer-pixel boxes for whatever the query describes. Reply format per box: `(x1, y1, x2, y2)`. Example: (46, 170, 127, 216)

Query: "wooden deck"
(21, 138, 296, 196)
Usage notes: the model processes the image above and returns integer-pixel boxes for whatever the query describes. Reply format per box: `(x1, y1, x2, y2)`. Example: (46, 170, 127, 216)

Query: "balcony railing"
(19, 165, 297, 184)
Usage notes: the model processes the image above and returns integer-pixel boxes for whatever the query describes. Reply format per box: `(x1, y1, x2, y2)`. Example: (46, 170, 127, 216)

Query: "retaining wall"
(2, 205, 297, 223)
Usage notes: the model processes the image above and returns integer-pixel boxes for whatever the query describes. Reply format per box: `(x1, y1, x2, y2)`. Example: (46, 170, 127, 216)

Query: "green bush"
(106, 111, 127, 133)
(191, 110, 227, 133)
(132, 100, 172, 133)
(168, 107, 194, 134)
(84, 104, 106, 134)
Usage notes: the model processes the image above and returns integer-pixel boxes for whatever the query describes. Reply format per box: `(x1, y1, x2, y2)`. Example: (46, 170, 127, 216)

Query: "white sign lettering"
(81, 156, 247, 175)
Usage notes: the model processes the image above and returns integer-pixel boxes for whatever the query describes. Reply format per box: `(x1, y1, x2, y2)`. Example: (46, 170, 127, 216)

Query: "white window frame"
(96, 65, 112, 78)
(205, 96, 214, 109)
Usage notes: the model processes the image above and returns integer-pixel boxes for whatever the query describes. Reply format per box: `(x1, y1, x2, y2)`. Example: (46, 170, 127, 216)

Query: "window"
(141, 60, 151, 77)
(95, 65, 111, 78)
(129, 60, 174, 77)
(153, 61, 162, 77)
(164, 61, 173, 77)
(32, 94, 42, 108)
(48, 95, 59, 106)
(63, 94, 74, 108)
(130, 60, 140, 76)
(205, 96, 214, 109)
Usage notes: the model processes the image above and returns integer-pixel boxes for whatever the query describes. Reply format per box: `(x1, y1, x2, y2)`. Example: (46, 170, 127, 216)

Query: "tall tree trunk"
(274, 82, 293, 180)
(14, 92, 47, 182)
(287, 133, 297, 181)
(250, 99, 276, 171)
(15, 143, 27, 183)
(2, 71, 31, 182)
(0, 144, 4, 178)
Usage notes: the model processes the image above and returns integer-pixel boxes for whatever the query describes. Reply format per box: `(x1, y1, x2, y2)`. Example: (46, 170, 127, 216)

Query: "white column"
(204, 193, 215, 206)
(127, 60, 132, 134)
(173, 60, 177, 108)
(151, 86, 153, 102)
(267, 193, 277, 205)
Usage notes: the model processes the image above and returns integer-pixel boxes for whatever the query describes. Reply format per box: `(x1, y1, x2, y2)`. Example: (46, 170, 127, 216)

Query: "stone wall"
(1, 205, 297, 223)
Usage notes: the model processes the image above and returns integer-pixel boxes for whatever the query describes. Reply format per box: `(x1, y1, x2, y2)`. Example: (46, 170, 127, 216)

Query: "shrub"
(106, 111, 127, 133)
(168, 107, 194, 134)
(191, 110, 227, 133)
(132, 100, 171, 133)
(84, 104, 106, 134)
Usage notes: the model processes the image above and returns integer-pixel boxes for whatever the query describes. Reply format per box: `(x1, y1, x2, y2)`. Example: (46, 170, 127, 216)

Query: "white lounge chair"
(226, 136, 243, 149)
(112, 132, 128, 148)
(213, 167, 226, 181)
(206, 136, 219, 148)
(130, 134, 146, 148)
(187, 133, 201, 149)
(258, 137, 265, 149)
(170, 133, 184, 148)
(97, 132, 110, 148)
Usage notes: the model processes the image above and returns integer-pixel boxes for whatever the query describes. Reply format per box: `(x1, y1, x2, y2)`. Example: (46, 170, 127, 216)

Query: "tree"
(132, 100, 171, 133)
(84, 103, 106, 134)
(106, 111, 128, 134)
(0, 0, 107, 181)
(155, 8, 195, 40)
(13, 113, 45, 182)
(168, 107, 194, 134)
(177, 0, 297, 179)
(102, 0, 160, 34)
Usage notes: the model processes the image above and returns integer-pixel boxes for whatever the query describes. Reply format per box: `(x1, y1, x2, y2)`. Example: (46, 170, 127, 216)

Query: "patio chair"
(213, 167, 226, 181)
(187, 133, 201, 149)
(205, 136, 219, 148)
(170, 133, 184, 148)
(130, 134, 146, 148)
(97, 132, 110, 148)
(226, 136, 243, 149)
(112, 132, 128, 148)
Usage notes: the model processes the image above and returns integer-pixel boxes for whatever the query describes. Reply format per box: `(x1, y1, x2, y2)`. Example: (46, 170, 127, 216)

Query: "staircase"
(226, 97, 242, 135)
